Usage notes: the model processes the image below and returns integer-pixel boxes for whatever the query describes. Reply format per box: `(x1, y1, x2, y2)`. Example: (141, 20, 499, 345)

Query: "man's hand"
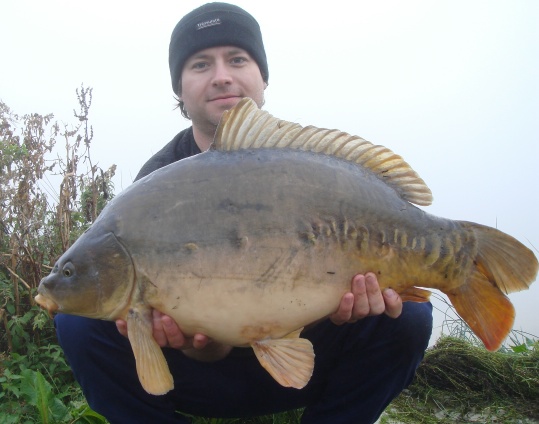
(116, 310, 232, 361)
(329, 273, 402, 325)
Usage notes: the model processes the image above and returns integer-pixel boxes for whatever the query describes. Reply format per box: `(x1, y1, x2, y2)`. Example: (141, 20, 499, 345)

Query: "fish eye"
(62, 262, 75, 278)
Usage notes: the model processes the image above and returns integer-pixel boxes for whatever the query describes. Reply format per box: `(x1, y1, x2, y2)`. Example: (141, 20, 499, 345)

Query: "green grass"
(380, 336, 539, 423)
(183, 409, 303, 424)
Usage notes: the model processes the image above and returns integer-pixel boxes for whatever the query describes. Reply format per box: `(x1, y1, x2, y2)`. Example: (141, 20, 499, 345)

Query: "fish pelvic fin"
(127, 306, 174, 395)
(251, 328, 314, 389)
(215, 98, 433, 207)
(446, 269, 515, 351)
(445, 222, 538, 351)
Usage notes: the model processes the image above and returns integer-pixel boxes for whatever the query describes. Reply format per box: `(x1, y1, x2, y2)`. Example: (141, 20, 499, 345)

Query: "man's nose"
(211, 62, 233, 86)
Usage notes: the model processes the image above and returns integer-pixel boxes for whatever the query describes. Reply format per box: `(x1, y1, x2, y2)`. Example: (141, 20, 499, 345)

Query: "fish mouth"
(35, 293, 59, 318)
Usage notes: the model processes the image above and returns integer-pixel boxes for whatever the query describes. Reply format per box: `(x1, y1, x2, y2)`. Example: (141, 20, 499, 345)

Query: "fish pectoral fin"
(251, 328, 314, 389)
(399, 286, 432, 302)
(445, 269, 515, 352)
(127, 306, 174, 395)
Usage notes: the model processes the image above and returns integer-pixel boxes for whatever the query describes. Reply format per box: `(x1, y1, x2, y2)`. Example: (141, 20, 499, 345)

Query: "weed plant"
(1, 88, 113, 423)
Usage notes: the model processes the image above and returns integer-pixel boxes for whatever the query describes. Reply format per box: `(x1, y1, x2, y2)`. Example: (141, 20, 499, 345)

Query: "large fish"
(35, 98, 538, 396)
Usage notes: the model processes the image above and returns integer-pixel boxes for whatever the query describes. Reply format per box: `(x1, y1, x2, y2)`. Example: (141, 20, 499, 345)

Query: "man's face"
(179, 46, 267, 133)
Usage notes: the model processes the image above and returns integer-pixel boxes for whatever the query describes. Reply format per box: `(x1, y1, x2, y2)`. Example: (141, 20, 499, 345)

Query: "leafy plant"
(1, 366, 107, 423)
(1, 87, 114, 423)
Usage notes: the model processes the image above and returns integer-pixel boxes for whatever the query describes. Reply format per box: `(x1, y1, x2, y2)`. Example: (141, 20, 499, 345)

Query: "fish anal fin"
(445, 270, 515, 351)
(251, 328, 314, 389)
(127, 306, 174, 395)
(399, 286, 432, 302)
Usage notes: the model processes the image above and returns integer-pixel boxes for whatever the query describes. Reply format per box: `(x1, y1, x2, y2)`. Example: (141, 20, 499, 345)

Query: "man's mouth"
(210, 94, 242, 102)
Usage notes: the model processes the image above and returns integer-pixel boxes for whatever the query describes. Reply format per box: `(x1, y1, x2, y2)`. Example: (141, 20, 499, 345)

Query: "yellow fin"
(446, 269, 515, 351)
(251, 328, 314, 389)
(464, 221, 539, 294)
(399, 286, 432, 302)
(127, 306, 174, 395)
(214, 98, 433, 206)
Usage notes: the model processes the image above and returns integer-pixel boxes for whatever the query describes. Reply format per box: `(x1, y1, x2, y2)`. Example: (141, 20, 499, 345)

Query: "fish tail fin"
(251, 328, 314, 389)
(446, 222, 538, 351)
(446, 269, 515, 351)
(465, 221, 538, 294)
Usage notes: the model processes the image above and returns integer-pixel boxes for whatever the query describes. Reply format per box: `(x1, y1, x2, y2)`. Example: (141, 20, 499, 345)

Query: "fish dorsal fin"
(215, 98, 433, 206)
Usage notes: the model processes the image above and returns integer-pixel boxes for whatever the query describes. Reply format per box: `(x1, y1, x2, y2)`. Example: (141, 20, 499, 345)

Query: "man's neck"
(192, 125, 216, 152)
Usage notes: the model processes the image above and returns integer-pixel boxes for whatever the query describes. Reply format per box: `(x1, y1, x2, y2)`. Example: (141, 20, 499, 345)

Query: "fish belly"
(156, 276, 345, 346)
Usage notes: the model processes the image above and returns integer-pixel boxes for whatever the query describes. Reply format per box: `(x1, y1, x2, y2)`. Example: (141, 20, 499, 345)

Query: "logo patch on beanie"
(197, 18, 221, 30)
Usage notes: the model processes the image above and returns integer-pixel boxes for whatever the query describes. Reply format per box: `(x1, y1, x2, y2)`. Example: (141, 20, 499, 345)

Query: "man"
(54, 3, 432, 423)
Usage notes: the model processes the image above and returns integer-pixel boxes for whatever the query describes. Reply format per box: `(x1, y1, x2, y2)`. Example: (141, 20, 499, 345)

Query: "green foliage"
(1, 87, 113, 423)
(0, 367, 107, 423)
(184, 409, 303, 424)
(508, 331, 538, 355)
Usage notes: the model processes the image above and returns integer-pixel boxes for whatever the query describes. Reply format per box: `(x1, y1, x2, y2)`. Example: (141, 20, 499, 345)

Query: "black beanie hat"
(169, 2, 268, 95)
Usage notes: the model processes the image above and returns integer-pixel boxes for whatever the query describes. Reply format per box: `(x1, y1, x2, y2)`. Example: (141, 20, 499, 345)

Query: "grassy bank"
(381, 336, 539, 423)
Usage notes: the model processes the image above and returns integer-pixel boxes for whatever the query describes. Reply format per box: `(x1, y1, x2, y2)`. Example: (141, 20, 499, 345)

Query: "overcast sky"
(1, 0, 538, 346)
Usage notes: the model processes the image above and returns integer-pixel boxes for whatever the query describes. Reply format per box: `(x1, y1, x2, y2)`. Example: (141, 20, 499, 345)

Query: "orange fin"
(127, 306, 174, 395)
(399, 286, 432, 302)
(251, 328, 314, 389)
(445, 269, 515, 351)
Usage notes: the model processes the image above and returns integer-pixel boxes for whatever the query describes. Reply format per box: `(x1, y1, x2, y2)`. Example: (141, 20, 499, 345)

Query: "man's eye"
(231, 57, 247, 65)
(192, 62, 208, 70)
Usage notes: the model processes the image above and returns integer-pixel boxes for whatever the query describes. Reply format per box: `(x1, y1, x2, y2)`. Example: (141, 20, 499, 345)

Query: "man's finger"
(329, 292, 354, 325)
(192, 333, 211, 350)
(161, 313, 187, 349)
(116, 319, 128, 338)
(364, 273, 385, 316)
(351, 274, 370, 320)
(152, 310, 169, 347)
(383, 288, 403, 319)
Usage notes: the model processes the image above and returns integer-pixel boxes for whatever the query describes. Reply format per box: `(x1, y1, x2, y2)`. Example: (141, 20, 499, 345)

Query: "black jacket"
(134, 127, 201, 182)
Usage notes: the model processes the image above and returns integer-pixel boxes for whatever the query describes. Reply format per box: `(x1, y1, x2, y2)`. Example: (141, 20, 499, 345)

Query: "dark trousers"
(54, 302, 432, 424)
